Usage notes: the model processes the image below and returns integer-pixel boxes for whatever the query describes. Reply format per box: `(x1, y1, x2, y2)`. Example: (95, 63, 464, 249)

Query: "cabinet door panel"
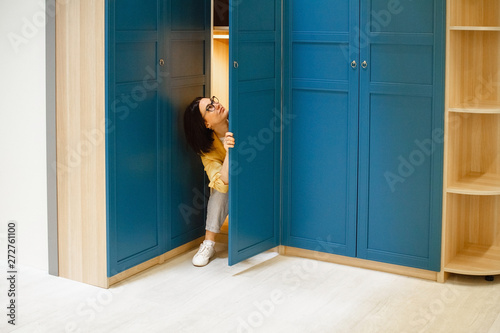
(364, 95, 433, 259)
(107, 0, 163, 276)
(283, 0, 359, 257)
(107, 0, 211, 275)
(357, 0, 445, 271)
(115, 92, 160, 262)
(370, 44, 434, 85)
(229, 0, 281, 265)
(288, 90, 352, 250)
(166, 0, 211, 249)
(370, 0, 434, 33)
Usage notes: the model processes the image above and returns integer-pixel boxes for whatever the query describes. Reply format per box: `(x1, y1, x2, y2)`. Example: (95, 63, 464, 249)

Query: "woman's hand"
(223, 132, 235, 151)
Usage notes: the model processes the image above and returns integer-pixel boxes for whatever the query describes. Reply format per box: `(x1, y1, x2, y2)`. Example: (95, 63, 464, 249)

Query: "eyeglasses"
(205, 96, 219, 112)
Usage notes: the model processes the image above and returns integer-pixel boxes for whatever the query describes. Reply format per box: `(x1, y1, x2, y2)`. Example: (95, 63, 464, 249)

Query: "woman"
(184, 96, 235, 267)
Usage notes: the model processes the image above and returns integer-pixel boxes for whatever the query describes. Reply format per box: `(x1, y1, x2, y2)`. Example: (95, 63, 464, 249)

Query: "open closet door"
(228, 0, 282, 265)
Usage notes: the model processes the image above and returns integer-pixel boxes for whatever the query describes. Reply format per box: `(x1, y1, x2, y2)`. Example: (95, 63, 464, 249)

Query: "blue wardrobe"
(56, 0, 445, 288)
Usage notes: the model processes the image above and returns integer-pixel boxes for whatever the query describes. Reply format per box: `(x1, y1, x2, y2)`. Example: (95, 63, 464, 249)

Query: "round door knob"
(351, 60, 357, 69)
(361, 61, 368, 69)
(159, 58, 165, 66)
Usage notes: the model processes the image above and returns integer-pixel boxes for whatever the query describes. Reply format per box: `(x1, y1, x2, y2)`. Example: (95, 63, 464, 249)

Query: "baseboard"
(282, 246, 439, 281)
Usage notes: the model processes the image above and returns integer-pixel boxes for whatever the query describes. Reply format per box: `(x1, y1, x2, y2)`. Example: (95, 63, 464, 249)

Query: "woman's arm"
(219, 132, 235, 184)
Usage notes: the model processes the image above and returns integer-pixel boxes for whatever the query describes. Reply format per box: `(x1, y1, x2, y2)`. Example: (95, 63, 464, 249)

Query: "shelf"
(444, 244, 500, 275)
(213, 28, 229, 40)
(450, 26, 500, 31)
(213, 26, 229, 32)
(444, 194, 500, 276)
(448, 173, 500, 195)
(449, 103, 500, 114)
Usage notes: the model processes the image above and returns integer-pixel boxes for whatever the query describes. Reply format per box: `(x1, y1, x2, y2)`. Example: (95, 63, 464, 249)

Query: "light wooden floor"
(3, 244, 500, 333)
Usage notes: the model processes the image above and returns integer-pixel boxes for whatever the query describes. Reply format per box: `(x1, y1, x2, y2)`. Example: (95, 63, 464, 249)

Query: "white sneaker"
(192, 240, 216, 267)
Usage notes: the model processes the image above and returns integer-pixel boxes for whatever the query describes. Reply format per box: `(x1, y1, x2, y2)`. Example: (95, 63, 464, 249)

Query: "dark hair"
(183, 97, 214, 154)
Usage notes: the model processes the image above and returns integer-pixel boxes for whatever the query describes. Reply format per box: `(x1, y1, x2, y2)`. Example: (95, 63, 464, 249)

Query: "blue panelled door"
(107, 0, 164, 276)
(106, 0, 210, 276)
(228, 0, 282, 265)
(283, 0, 359, 257)
(357, 0, 445, 271)
(282, 0, 445, 271)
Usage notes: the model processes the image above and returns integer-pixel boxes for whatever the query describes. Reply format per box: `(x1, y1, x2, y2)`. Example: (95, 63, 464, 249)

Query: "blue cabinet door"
(357, 0, 445, 271)
(228, 0, 282, 265)
(106, 0, 210, 276)
(165, 0, 211, 250)
(107, 0, 164, 276)
(282, 0, 444, 271)
(282, 0, 359, 257)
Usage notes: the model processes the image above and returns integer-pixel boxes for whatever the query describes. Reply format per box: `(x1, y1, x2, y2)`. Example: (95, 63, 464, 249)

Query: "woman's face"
(199, 96, 228, 128)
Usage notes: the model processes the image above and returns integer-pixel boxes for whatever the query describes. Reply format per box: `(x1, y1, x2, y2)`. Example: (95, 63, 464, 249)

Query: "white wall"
(0, 1, 48, 271)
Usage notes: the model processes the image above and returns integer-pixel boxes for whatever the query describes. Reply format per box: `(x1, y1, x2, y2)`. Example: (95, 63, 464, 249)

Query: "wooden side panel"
(56, 0, 107, 288)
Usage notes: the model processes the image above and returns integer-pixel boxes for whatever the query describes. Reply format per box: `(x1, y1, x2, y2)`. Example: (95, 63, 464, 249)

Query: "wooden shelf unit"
(443, 0, 500, 280)
(443, 194, 500, 275)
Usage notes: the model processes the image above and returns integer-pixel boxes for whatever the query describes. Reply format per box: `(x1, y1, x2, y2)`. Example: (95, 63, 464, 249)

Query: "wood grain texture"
(447, 113, 500, 193)
(448, 31, 500, 111)
(443, 0, 500, 281)
(283, 247, 438, 281)
(444, 194, 500, 275)
(450, 0, 500, 27)
(56, 0, 107, 288)
(212, 30, 229, 109)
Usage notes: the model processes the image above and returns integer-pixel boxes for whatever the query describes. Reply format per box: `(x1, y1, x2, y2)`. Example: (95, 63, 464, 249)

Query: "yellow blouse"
(200, 133, 228, 193)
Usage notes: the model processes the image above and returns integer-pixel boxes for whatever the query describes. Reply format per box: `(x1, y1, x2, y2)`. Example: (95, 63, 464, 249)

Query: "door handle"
(159, 58, 165, 66)
(351, 60, 357, 69)
(361, 61, 368, 69)
(233, 61, 239, 69)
